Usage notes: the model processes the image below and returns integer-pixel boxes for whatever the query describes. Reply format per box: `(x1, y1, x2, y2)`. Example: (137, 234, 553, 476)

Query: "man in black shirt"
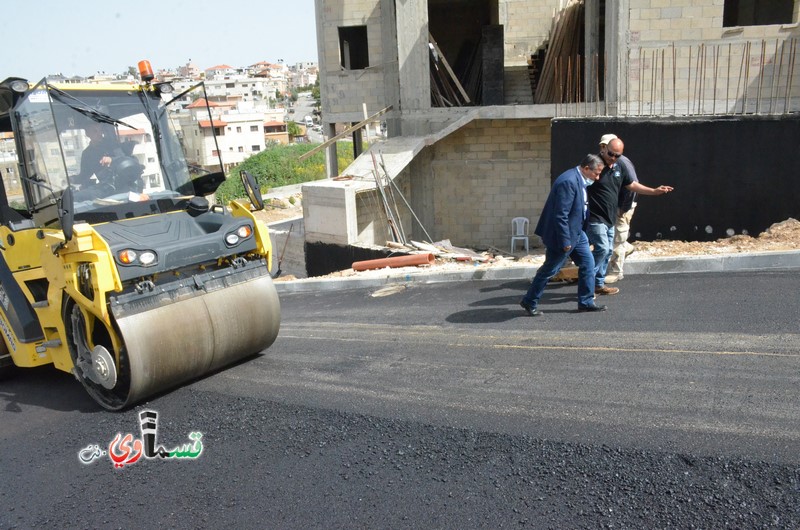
(586, 135, 673, 295)
(607, 144, 640, 283)
(76, 122, 120, 188)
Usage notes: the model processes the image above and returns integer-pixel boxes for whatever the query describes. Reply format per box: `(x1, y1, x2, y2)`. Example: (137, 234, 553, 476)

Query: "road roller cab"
(0, 64, 281, 409)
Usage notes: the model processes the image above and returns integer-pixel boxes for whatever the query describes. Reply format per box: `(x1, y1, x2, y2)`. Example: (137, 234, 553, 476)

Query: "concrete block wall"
(630, 1, 799, 41)
(354, 177, 413, 246)
(302, 180, 358, 245)
(501, 0, 566, 65)
(324, 70, 389, 120)
(318, 0, 390, 118)
(421, 118, 552, 251)
(626, 0, 800, 114)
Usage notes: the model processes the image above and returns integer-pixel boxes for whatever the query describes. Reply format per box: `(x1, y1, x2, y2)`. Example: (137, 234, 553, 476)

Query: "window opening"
(723, 0, 794, 26)
(338, 26, 369, 70)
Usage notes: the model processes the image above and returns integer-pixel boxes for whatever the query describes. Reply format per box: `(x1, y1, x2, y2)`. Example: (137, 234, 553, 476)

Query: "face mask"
(582, 176, 595, 187)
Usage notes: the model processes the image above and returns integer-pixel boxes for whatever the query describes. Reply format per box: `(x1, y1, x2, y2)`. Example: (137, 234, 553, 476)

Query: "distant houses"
(31, 59, 319, 173)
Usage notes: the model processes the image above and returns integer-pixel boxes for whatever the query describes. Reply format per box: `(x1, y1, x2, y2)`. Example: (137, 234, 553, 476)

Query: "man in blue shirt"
(520, 154, 607, 316)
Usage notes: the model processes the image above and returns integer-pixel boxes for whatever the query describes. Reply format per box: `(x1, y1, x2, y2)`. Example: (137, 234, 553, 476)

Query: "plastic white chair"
(510, 217, 530, 253)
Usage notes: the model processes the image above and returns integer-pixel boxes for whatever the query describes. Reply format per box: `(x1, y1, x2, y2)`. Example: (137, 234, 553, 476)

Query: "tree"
(287, 121, 303, 137)
(311, 79, 320, 104)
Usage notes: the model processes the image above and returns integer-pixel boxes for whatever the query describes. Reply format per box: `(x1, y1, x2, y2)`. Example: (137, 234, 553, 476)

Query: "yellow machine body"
(0, 76, 281, 409)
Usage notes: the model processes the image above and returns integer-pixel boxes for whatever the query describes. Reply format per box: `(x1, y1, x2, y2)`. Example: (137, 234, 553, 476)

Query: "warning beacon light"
(138, 60, 155, 83)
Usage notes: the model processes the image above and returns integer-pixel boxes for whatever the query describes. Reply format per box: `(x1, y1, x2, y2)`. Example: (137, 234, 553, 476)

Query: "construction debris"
(361, 239, 504, 267)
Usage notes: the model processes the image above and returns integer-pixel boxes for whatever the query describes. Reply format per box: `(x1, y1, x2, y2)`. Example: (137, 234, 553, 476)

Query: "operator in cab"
(76, 121, 120, 188)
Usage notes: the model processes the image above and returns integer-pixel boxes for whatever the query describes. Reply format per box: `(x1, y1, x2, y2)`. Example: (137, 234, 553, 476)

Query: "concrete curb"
(623, 250, 800, 275)
(273, 249, 800, 294)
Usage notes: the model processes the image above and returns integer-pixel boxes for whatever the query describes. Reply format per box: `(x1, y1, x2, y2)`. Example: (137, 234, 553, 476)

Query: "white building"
(202, 76, 281, 105)
(178, 99, 267, 172)
(204, 64, 237, 80)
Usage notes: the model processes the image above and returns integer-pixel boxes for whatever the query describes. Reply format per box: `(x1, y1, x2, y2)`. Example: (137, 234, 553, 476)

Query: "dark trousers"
(522, 231, 596, 308)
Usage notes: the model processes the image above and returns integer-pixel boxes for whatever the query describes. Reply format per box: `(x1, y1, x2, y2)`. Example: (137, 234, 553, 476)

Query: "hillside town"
(0, 60, 319, 196)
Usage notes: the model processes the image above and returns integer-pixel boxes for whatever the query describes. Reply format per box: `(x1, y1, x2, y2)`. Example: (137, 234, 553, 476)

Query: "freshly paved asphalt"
(273, 249, 800, 294)
(1, 258, 798, 529)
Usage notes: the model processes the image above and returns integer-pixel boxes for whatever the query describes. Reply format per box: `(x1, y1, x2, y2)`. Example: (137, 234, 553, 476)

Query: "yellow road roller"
(0, 62, 280, 410)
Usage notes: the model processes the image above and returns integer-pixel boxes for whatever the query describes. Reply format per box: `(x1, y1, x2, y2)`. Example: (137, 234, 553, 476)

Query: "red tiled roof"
(205, 64, 233, 71)
(198, 119, 227, 128)
(264, 121, 285, 126)
(186, 98, 222, 108)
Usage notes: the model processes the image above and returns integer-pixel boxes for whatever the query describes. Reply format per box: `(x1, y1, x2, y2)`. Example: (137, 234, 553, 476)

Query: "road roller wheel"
(64, 301, 130, 410)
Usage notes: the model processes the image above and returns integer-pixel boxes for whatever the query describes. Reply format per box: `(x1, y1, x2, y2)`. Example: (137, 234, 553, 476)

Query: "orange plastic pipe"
(352, 253, 435, 271)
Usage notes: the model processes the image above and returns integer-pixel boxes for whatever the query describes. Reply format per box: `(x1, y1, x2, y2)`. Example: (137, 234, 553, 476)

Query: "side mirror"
(240, 170, 264, 211)
(58, 187, 75, 242)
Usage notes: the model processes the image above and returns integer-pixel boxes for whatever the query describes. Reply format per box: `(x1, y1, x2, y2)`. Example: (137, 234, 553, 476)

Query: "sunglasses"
(606, 151, 622, 158)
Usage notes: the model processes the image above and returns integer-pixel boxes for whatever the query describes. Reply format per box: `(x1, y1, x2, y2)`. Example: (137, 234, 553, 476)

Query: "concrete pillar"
(584, 0, 600, 102)
(395, 0, 431, 115)
(380, 0, 401, 136)
(325, 123, 338, 178)
(352, 123, 363, 158)
(605, 0, 630, 111)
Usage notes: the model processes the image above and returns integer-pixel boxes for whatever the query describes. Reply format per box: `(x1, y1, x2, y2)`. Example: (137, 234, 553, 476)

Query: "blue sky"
(2, 0, 318, 80)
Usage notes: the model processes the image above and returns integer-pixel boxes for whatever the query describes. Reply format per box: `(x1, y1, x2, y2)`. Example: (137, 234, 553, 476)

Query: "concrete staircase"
(503, 66, 534, 105)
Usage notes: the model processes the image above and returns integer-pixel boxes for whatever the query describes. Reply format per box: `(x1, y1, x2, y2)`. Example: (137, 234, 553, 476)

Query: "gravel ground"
(7, 386, 797, 529)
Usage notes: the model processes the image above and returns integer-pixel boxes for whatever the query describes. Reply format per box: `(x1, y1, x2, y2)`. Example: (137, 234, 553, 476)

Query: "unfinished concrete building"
(303, 0, 800, 276)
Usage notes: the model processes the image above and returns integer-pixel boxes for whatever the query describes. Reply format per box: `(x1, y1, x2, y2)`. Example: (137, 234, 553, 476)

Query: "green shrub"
(215, 142, 358, 204)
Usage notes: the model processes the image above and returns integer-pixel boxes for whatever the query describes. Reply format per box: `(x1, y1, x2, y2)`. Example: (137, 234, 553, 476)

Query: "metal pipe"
(701, 44, 708, 114)
(712, 45, 719, 115)
(785, 38, 797, 114)
(661, 48, 667, 116)
(687, 46, 692, 116)
(696, 44, 702, 114)
(604, 51, 608, 116)
(735, 42, 746, 114)
(639, 49, 644, 115)
(770, 39, 780, 114)
(727, 43, 732, 114)
(743, 41, 752, 114)
(352, 253, 435, 272)
(757, 40, 766, 114)
(596, 53, 601, 116)
(381, 157, 434, 244)
(650, 49, 656, 115)
(672, 43, 677, 116)
(624, 49, 629, 116)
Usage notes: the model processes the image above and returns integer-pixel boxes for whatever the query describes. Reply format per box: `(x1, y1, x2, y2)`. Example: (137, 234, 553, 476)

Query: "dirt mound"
(634, 218, 800, 257)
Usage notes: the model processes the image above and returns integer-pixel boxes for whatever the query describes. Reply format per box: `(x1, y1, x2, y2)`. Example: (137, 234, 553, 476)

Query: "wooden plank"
(429, 32, 471, 104)
(297, 106, 393, 162)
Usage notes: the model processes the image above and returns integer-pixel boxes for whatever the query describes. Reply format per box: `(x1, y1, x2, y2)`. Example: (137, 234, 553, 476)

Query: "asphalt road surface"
(1, 270, 798, 528)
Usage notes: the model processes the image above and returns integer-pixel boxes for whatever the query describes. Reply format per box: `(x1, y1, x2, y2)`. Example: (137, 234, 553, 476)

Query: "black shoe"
(520, 300, 543, 316)
(578, 304, 607, 312)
